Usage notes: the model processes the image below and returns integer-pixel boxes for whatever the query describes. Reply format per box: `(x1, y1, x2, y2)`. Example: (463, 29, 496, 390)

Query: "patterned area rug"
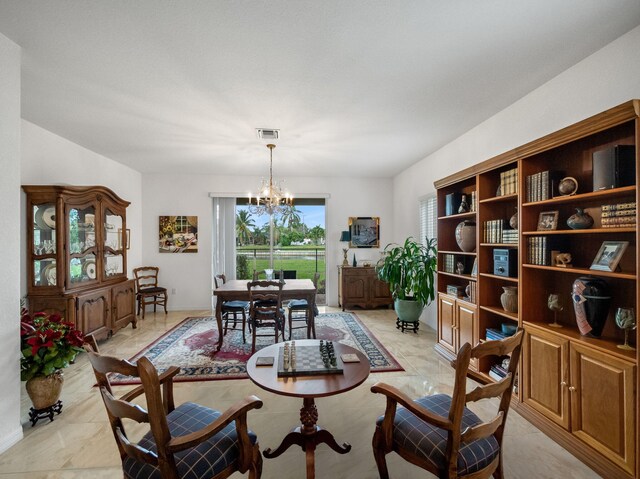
(109, 312, 403, 384)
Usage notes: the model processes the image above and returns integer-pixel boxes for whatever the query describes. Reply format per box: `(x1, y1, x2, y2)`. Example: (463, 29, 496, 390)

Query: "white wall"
(0, 32, 23, 453)
(142, 174, 393, 309)
(393, 25, 640, 329)
(20, 121, 143, 298)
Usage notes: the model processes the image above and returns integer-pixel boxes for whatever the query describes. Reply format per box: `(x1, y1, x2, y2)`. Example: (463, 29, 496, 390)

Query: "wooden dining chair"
(252, 269, 283, 281)
(83, 343, 264, 479)
(371, 329, 524, 479)
(133, 266, 168, 319)
(287, 272, 320, 339)
(214, 274, 250, 343)
(247, 280, 285, 354)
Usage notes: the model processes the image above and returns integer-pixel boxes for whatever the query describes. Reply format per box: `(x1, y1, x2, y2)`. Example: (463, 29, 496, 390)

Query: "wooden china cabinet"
(23, 185, 136, 340)
(434, 101, 639, 479)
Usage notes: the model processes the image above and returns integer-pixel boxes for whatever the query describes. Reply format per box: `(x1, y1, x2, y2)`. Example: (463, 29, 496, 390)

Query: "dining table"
(213, 278, 316, 351)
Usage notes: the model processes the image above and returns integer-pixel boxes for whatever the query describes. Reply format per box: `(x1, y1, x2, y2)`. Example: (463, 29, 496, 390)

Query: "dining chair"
(247, 280, 285, 354)
(83, 342, 264, 479)
(252, 269, 283, 281)
(371, 329, 524, 479)
(133, 266, 168, 319)
(287, 272, 320, 339)
(214, 274, 250, 343)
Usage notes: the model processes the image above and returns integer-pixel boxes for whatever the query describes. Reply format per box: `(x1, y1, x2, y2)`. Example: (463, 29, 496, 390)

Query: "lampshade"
(339, 230, 351, 242)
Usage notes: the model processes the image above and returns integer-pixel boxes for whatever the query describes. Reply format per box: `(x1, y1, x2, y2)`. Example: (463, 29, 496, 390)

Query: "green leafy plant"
(376, 237, 437, 305)
(20, 309, 85, 381)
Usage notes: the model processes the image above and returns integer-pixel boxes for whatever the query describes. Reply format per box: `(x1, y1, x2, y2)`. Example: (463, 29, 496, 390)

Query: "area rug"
(108, 312, 403, 384)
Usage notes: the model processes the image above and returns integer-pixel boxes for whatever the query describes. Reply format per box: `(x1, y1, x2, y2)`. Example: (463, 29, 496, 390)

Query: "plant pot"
(455, 220, 476, 253)
(25, 371, 64, 410)
(394, 298, 424, 323)
(500, 286, 518, 313)
(572, 276, 611, 337)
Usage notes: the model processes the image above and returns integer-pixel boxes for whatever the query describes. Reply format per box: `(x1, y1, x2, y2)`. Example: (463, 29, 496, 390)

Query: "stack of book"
(527, 236, 563, 265)
(601, 201, 636, 228)
(499, 168, 518, 196)
(486, 328, 509, 341)
(501, 229, 518, 244)
(526, 170, 562, 202)
(442, 254, 456, 273)
(483, 219, 506, 243)
(489, 363, 509, 382)
(465, 281, 476, 304)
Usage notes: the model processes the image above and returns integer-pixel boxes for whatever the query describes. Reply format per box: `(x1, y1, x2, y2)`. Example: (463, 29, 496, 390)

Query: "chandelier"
(248, 143, 293, 215)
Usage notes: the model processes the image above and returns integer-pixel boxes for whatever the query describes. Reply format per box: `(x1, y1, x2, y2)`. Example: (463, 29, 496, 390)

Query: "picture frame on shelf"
(348, 217, 380, 248)
(590, 241, 629, 272)
(537, 210, 559, 231)
(470, 258, 478, 277)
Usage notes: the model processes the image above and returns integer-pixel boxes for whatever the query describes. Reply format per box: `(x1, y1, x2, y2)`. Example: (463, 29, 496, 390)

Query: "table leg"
(263, 397, 351, 479)
(214, 299, 223, 351)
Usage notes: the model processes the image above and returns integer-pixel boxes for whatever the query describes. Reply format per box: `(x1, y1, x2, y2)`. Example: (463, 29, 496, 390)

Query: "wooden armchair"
(287, 272, 320, 339)
(247, 280, 285, 354)
(133, 266, 168, 319)
(214, 274, 250, 343)
(371, 330, 524, 479)
(83, 343, 263, 479)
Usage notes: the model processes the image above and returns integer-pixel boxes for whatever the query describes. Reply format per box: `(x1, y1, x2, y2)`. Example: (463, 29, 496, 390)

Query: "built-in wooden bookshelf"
(434, 100, 639, 479)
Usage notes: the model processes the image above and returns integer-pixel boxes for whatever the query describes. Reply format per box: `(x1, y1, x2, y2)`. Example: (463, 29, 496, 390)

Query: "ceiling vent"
(256, 128, 280, 140)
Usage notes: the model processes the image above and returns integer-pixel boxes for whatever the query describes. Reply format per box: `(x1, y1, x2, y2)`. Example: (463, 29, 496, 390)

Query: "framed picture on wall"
(159, 216, 198, 253)
(348, 217, 380, 248)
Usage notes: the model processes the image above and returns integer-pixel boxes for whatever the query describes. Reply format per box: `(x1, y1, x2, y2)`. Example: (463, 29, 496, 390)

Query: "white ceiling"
(1, 1, 639, 178)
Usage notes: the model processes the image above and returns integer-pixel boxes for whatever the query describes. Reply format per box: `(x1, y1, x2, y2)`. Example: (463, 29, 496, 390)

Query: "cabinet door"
(343, 271, 368, 308)
(569, 343, 636, 475)
(66, 200, 98, 290)
(111, 280, 136, 333)
(438, 294, 456, 353)
(456, 301, 477, 370)
(370, 276, 392, 307)
(76, 289, 110, 340)
(522, 326, 570, 429)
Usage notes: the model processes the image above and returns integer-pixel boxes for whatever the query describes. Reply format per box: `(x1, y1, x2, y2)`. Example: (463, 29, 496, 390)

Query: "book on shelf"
(486, 328, 509, 341)
(527, 236, 566, 266)
(601, 216, 637, 225)
(526, 170, 562, 201)
(501, 229, 518, 244)
(470, 190, 477, 212)
(499, 167, 518, 196)
(483, 219, 507, 243)
(601, 201, 636, 212)
(601, 209, 636, 218)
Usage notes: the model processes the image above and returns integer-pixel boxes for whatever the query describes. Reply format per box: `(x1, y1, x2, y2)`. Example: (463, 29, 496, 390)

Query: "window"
(419, 194, 437, 245)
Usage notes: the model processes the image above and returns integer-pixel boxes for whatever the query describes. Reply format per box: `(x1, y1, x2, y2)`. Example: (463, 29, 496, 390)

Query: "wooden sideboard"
(338, 266, 393, 310)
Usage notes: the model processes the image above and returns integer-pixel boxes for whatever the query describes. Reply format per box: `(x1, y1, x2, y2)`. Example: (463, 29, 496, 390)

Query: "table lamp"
(339, 230, 351, 266)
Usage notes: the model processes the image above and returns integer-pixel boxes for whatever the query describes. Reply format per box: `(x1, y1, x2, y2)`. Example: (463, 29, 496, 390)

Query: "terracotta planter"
(500, 286, 518, 313)
(25, 371, 64, 410)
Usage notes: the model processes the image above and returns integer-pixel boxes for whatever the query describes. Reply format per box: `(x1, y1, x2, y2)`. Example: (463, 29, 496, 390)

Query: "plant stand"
(396, 317, 419, 333)
(28, 400, 62, 426)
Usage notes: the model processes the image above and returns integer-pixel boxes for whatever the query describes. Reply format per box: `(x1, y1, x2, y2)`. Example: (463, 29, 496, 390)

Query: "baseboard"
(0, 426, 23, 454)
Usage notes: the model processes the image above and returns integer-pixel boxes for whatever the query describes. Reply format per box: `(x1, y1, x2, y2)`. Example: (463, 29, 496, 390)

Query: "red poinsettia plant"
(20, 309, 85, 381)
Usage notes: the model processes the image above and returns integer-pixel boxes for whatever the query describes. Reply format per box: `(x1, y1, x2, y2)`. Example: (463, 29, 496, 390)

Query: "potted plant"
(20, 308, 84, 411)
(376, 237, 437, 325)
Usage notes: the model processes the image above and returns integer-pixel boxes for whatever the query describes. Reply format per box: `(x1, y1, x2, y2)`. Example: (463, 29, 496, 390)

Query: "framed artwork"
(590, 241, 629, 271)
(159, 216, 198, 253)
(537, 210, 559, 231)
(118, 228, 130, 250)
(348, 217, 380, 248)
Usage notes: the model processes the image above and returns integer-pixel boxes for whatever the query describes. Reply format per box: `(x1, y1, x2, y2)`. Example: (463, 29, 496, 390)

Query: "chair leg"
(163, 292, 168, 314)
(241, 311, 246, 343)
(141, 298, 146, 319)
(493, 454, 504, 479)
(251, 319, 257, 354)
(248, 443, 263, 479)
(372, 428, 390, 479)
(288, 310, 293, 340)
(153, 295, 157, 313)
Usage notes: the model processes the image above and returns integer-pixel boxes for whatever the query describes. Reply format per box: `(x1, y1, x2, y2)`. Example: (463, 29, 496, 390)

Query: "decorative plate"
(83, 259, 97, 279)
(40, 263, 56, 286)
(34, 205, 56, 230)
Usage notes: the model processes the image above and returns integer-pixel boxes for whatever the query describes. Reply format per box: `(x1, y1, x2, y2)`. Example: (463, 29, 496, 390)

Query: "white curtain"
(211, 197, 237, 309)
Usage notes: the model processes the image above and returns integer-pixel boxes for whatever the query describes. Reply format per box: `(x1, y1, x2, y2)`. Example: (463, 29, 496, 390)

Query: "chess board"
(277, 345, 344, 377)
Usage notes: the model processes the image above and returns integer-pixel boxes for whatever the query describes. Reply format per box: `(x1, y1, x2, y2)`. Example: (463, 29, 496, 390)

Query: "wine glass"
(548, 293, 563, 328)
(615, 307, 636, 350)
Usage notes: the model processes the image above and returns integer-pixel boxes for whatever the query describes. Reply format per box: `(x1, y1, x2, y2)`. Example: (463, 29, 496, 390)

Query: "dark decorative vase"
(455, 220, 476, 252)
(571, 276, 611, 337)
(458, 195, 470, 213)
(567, 208, 594, 230)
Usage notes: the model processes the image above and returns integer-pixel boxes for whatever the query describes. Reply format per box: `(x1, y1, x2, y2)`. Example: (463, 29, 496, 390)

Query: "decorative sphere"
(558, 177, 578, 196)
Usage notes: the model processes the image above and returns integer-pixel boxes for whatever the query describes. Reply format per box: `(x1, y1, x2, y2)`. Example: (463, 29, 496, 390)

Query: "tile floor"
(0, 308, 601, 478)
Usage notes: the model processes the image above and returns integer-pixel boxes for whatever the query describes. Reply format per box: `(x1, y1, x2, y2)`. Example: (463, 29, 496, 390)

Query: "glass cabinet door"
(68, 205, 97, 285)
(32, 203, 57, 287)
(103, 209, 124, 279)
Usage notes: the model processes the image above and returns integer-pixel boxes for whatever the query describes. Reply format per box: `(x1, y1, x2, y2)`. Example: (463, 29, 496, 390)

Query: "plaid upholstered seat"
(123, 402, 258, 479)
(378, 394, 499, 476)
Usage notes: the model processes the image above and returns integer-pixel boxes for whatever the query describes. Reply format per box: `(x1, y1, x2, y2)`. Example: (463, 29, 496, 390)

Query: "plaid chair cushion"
(377, 394, 499, 476)
(123, 402, 257, 479)
(288, 299, 319, 316)
(222, 300, 249, 310)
